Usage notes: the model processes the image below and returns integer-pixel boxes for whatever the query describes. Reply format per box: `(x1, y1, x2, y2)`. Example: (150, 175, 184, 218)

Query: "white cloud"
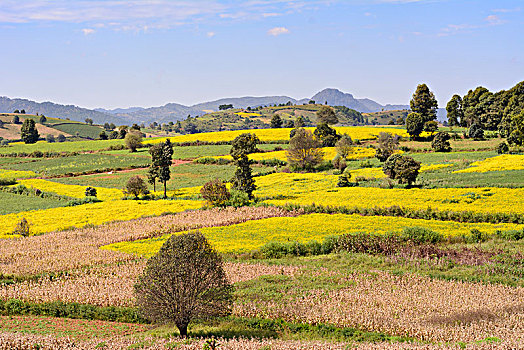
(267, 26, 289, 36)
(207, 31, 215, 37)
(81, 28, 95, 35)
(485, 14, 505, 26)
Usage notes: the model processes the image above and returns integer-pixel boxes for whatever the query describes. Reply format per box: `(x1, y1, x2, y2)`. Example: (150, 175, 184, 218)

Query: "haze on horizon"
(0, 0, 522, 110)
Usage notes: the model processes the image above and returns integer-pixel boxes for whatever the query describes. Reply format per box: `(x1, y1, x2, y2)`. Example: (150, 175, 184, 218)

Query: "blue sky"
(0, 0, 522, 109)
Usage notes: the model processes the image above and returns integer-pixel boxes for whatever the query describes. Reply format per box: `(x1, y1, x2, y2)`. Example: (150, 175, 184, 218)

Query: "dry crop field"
(0, 126, 523, 349)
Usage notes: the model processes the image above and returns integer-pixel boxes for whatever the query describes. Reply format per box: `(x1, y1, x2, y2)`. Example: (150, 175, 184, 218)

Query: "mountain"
(1, 88, 442, 125)
(94, 107, 145, 115)
(0, 96, 127, 125)
(310, 88, 409, 113)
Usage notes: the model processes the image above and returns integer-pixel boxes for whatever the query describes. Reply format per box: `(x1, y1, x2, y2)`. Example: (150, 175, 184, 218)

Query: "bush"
(226, 189, 251, 207)
(375, 132, 399, 162)
(124, 176, 149, 198)
(468, 123, 484, 140)
(332, 154, 347, 171)
(383, 154, 421, 186)
(12, 218, 30, 237)
(431, 131, 451, 152)
(400, 226, 442, 244)
(0, 179, 17, 186)
(85, 187, 97, 197)
(497, 141, 509, 154)
(65, 197, 102, 206)
(57, 134, 66, 142)
(124, 131, 142, 152)
(45, 134, 55, 143)
(200, 179, 231, 207)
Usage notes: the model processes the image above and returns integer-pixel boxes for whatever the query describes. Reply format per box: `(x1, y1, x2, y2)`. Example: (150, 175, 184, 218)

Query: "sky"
(0, 0, 522, 110)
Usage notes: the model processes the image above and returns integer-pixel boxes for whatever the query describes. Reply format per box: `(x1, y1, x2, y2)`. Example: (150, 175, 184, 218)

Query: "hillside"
(0, 113, 105, 141)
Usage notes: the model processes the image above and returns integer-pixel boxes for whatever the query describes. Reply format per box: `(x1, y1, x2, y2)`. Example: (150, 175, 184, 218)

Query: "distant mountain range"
(0, 88, 446, 125)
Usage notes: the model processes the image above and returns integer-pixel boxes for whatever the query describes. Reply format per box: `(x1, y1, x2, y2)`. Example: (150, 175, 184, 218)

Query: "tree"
(200, 179, 231, 207)
(20, 119, 39, 144)
(375, 132, 399, 162)
(405, 112, 425, 139)
(314, 122, 339, 147)
(109, 123, 116, 130)
(502, 110, 524, 146)
(431, 132, 452, 152)
(125, 131, 142, 152)
(85, 118, 93, 125)
(45, 134, 55, 143)
(99, 131, 108, 140)
(39, 115, 47, 124)
(410, 84, 438, 123)
(316, 106, 338, 125)
(124, 176, 149, 198)
(446, 95, 463, 127)
(270, 114, 283, 128)
(424, 120, 438, 134)
(109, 130, 119, 139)
(13, 109, 19, 114)
(219, 104, 233, 110)
(20, 109, 26, 114)
(468, 123, 484, 140)
(85, 187, 97, 197)
(119, 128, 127, 139)
(294, 116, 305, 128)
(134, 231, 233, 337)
(286, 128, 324, 170)
(57, 134, 66, 142)
(12, 115, 20, 124)
(147, 143, 162, 192)
(335, 134, 353, 158)
(230, 134, 258, 199)
(383, 154, 421, 186)
(0, 120, 4, 128)
(157, 140, 173, 198)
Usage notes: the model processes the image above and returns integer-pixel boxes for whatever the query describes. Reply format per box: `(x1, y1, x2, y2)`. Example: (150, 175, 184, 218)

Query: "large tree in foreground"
(134, 231, 233, 337)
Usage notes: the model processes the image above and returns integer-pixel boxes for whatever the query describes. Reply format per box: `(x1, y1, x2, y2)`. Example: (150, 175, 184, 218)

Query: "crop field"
(0, 124, 523, 348)
(51, 122, 105, 139)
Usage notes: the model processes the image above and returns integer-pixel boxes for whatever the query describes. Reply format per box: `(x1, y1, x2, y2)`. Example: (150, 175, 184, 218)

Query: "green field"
(51, 123, 105, 139)
(0, 139, 123, 154)
(3, 153, 150, 176)
(0, 191, 67, 215)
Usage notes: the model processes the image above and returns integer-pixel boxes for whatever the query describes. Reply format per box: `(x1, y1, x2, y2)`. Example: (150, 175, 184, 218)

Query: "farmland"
(0, 123, 523, 349)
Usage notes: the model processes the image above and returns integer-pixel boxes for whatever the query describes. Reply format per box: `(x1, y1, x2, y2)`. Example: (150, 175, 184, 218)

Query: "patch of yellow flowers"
(0, 199, 203, 238)
(255, 172, 524, 215)
(0, 169, 37, 180)
(146, 126, 413, 144)
(454, 155, 524, 173)
(102, 213, 522, 257)
(17, 179, 123, 201)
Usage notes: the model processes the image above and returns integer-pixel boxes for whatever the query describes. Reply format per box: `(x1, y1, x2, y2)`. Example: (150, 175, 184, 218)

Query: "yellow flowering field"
(454, 154, 524, 173)
(236, 112, 262, 117)
(0, 169, 37, 180)
(0, 199, 203, 238)
(17, 179, 123, 201)
(203, 147, 376, 162)
(103, 213, 521, 257)
(146, 126, 413, 144)
(255, 172, 524, 215)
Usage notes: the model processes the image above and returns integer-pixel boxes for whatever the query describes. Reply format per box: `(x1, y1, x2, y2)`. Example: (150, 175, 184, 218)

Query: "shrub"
(124, 131, 142, 152)
(85, 187, 97, 197)
(45, 134, 55, 143)
(226, 189, 251, 207)
(124, 176, 149, 198)
(134, 231, 233, 337)
(12, 218, 31, 237)
(431, 131, 452, 152)
(383, 154, 421, 186)
(375, 132, 399, 162)
(287, 128, 324, 171)
(400, 226, 443, 244)
(0, 179, 17, 186)
(332, 154, 347, 171)
(335, 134, 353, 158)
(497, 142, 509, 154)
(468, 123, 484, 140)
(57, 134, 66, 142)
(200, 179, 231, 207)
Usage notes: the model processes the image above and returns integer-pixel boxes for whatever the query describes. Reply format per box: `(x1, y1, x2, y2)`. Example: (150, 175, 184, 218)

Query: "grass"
(3, 153, 150, 176)
(52, 163, 273, 189)
(402, 138, 501, 152)
(0, 192, 67, 215)
(0, 157, 40, 166)
(0, 139, 123, 154)
(51, 122, 105, 139)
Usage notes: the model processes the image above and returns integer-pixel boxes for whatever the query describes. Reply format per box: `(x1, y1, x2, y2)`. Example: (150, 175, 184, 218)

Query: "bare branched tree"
(286, 128, 324, 170)
(134, 231, 233, 337)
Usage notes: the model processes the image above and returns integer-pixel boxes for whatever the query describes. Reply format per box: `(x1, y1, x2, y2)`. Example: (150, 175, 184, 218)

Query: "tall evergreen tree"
(230, 133, 258, 199)
(446, 95, 463, 127)
(20, 119, 39, 144)
(410, 84, 438, 123)
(147, 143, 162, 192)
(158, 139, 173, 198)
